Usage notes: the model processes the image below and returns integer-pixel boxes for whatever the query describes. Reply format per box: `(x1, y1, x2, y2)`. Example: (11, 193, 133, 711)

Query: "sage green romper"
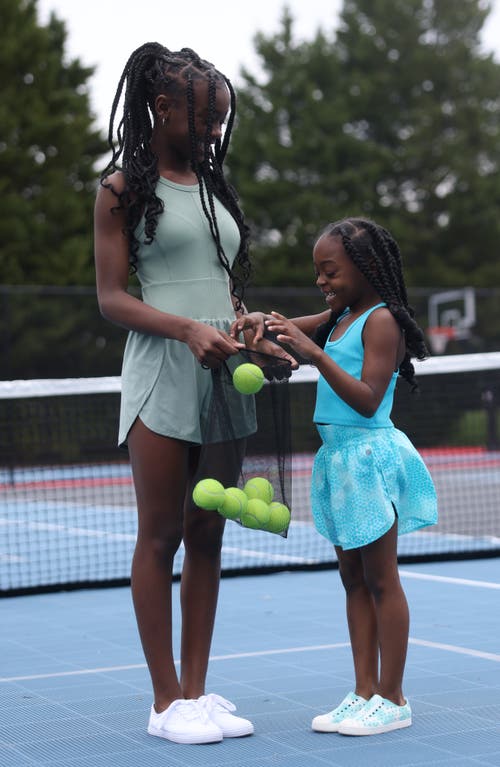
(118, 177, 256, 447)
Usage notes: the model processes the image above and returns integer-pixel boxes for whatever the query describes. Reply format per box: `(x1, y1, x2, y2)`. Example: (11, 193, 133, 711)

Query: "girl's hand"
(185, 323, 245, 368)
(265, 311, 320, 362)
(230, 312, 270, 343)
(248, 337, 299, 371)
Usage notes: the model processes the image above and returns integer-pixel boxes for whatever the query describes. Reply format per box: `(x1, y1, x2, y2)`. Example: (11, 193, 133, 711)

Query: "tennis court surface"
(1, 558, 500, 766)
(1, 353, 500, 763)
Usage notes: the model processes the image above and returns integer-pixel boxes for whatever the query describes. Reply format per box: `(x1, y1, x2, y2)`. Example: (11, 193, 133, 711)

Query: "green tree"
(0, 0, 107, 285)
(228, 0, 500, 290)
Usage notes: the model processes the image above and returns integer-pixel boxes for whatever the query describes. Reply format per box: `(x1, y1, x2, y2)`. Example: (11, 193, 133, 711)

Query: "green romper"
(118, 177, 256, 446)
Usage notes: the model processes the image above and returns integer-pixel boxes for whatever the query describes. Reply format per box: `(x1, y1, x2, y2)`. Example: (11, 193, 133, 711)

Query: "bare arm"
(290, 310, 332, 336)
(94, 173, 244, 367)
(230, 308, 331, 343)
(266, 309, 402, 417)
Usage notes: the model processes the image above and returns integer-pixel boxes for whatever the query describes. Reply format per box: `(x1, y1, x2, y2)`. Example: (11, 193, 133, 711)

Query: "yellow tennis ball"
(232, 363, 264, 395)
(241, 498, 271, 529)
(265, 502, 291, 533)
(192, 478, 225, 510)
(218, 487, 248, 520)
(244, 476, 274, 504)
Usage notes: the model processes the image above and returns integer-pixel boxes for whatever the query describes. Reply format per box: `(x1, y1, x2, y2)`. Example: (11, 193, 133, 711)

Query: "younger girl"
(234, 217, 437, 736)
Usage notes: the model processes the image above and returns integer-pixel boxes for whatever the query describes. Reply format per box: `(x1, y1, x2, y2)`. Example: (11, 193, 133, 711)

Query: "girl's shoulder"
(364, 304, 396, 328)
(100, 170, 126, 195)
(363, 305, 404, 362)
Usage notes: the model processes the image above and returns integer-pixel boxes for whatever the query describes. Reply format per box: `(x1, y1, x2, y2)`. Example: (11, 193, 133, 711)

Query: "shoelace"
(173, 699, 211, 724)
(200, 693, 236, 713)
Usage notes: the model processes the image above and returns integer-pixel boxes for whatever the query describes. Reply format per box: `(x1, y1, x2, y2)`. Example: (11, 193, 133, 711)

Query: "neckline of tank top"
(158, 176, 200, 191)
(326, 302, 386, 345)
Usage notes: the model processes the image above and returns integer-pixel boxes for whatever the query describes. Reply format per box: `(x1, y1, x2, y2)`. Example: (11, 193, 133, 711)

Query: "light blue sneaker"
(311, 691, 368, 732)
(337, 694, 412, 736)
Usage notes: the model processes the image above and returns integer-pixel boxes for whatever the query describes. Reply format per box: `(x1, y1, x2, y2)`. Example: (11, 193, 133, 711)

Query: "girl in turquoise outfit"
(94, 43, 294, 746)
(233, 217, 437, 736)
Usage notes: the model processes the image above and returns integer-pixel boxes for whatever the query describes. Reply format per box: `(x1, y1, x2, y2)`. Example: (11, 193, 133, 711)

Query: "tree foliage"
(227, 0, 500, 288)
(0, 0, 107, 285)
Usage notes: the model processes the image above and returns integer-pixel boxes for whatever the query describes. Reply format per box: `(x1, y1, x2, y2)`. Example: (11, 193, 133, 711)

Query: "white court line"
(408, 638, 500, 662)
(3, 637, 500, 684)
(0, 643, 350, 683)
(400, 569, 500, 589)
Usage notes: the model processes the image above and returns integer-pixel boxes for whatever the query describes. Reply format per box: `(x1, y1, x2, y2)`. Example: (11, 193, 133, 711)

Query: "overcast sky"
(38, 0, 500, 132)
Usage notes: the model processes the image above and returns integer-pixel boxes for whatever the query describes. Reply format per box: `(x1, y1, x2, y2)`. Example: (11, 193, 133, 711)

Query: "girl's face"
(313, 234, 374, 311)
(160, 79, 230, 163)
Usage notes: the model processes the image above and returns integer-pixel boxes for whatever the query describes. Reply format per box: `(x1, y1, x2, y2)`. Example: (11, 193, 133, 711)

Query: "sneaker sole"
(147, 725, 223, 744)
(338, 718, 412, 736)
(312, 720, 342, 733)
(220, 724, 254, 737)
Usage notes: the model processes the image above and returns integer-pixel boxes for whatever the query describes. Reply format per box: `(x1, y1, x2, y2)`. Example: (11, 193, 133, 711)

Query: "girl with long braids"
(94, 42, 293, 745)
(232, 217, 438, 736)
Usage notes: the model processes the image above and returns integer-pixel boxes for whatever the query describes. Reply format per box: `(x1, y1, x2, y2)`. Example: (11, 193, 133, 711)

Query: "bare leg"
(180, 439, 244, 698)
(361, 520, 409, 705)
(128, 418, 187, 712)
(336, 545, 378, 700)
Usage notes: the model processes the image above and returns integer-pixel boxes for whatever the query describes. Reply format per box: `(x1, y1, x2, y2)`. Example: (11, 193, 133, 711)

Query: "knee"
(184, 510, 225, 557)
(136, 523, 184, 563)
(338, 560, 365, 594)
(364, 571, 399, 602)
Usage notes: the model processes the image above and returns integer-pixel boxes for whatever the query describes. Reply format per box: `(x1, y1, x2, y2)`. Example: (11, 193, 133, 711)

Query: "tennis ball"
(232, 363, 264, 395)
(192, 478, 225, 510)
(218, 487, 248, 520)
(241, 498, 271, 529)
(265, 501, 291, 534)
(244, 476, 274, 504)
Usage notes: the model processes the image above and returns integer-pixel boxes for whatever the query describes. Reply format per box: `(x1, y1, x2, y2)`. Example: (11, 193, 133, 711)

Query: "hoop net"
(427, 325, 456, 355)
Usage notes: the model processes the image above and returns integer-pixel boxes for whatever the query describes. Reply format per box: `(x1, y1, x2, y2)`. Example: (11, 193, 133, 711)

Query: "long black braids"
(100, 42, 251, 308)
(314, 218, 428, 391)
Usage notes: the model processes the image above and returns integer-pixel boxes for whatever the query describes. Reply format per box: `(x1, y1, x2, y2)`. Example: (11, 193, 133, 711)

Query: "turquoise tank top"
(313, 303, 398, 427)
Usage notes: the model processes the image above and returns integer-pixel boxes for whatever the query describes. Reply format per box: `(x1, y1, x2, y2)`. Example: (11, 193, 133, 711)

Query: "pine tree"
(228, 0, 500, 290)
(0, 0, 107, 285)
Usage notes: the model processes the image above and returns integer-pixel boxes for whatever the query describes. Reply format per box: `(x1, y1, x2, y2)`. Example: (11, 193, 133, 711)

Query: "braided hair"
(314, 218, 428, 391)
(100, 42, 251, 307)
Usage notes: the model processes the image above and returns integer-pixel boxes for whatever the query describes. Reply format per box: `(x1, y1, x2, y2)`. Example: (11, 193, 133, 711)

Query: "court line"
(2, 637, 500, 683)
(400, 570, 500, 589)
(408, 638, 500, 662)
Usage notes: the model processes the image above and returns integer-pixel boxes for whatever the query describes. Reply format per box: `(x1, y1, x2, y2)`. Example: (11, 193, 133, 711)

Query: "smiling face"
(157, 78, 230, 165)
(313, 233, 378, 313)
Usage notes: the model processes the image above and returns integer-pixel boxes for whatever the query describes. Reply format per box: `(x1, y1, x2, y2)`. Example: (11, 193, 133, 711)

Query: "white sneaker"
(198, 693, 254, 737)
(147, 698, 223, 744)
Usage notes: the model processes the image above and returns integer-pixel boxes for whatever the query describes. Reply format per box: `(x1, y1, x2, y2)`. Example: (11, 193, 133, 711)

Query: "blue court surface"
(1, 557, 500, 767)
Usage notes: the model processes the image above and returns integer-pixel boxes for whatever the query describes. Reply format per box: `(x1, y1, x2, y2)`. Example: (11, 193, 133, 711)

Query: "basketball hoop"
(427, 325, 456, 355)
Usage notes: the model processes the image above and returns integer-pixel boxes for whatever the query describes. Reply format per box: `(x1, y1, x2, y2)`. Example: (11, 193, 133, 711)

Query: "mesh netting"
(194, 349, 292, 536)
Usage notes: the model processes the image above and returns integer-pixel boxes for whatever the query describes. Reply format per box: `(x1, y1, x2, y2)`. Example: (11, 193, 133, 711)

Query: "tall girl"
(94, 43, 292, 745)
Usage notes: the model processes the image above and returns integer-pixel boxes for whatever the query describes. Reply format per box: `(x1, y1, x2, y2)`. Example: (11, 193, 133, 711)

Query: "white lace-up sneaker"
(198, 693, 254, 737)
(147, 698, 223, 744)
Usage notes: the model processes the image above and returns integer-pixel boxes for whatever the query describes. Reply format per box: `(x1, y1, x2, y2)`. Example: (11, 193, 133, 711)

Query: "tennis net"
(1, 351, 500, 595)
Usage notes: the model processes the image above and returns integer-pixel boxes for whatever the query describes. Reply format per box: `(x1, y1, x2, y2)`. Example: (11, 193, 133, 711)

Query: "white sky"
(38, 0, 500, 132)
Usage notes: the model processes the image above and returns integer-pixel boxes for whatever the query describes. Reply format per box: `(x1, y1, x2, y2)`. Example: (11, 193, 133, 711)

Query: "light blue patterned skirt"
(311, 424, 438, 550)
